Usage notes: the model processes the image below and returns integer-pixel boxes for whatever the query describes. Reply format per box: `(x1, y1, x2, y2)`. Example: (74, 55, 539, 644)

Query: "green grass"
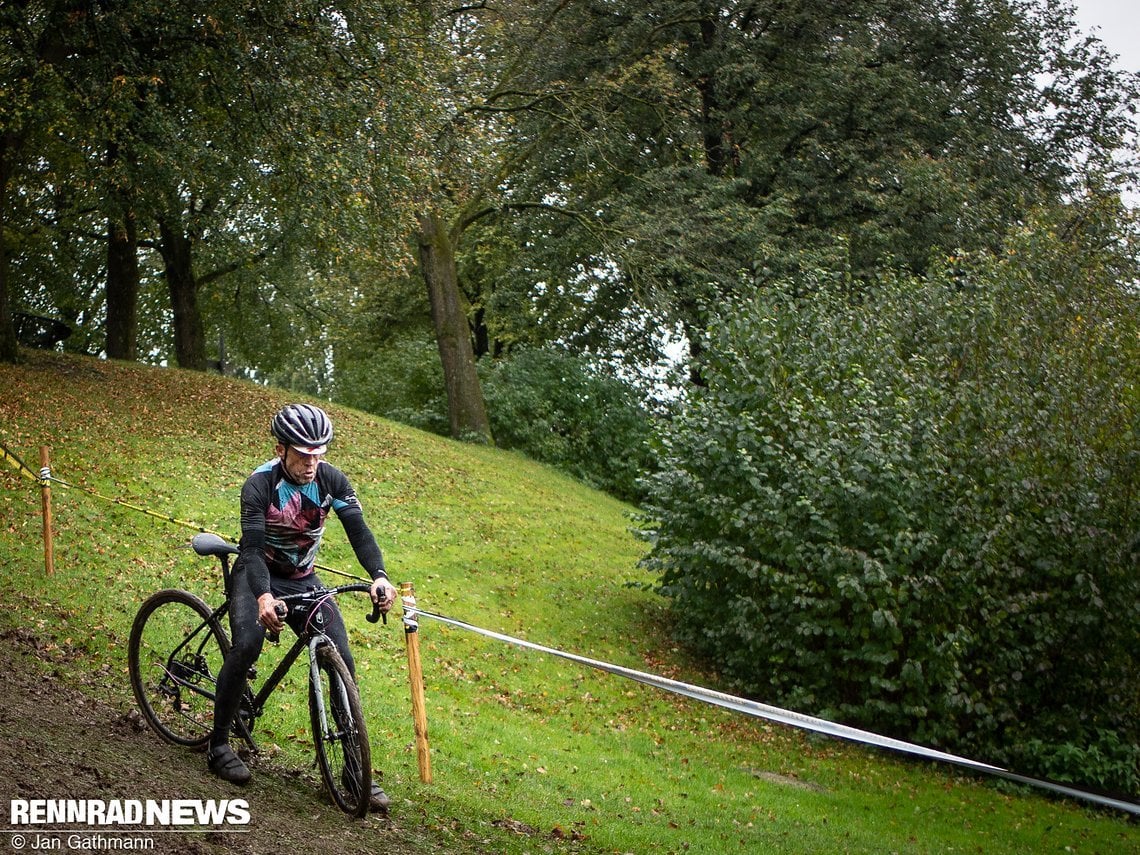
(1, 349, 1137, 854)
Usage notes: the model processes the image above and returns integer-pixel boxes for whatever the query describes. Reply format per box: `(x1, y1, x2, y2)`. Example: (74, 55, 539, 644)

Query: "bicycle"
(127, 532, 384, 817)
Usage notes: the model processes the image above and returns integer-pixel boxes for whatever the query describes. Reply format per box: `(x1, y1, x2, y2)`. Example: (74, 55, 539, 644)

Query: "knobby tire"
(128, 588, 230, 748)
(309, 643, 371, 817)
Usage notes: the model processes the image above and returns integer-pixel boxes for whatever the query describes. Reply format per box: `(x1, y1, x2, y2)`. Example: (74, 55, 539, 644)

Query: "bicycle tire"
(128, 588, 231, 748)
(309, 643, 371, 817)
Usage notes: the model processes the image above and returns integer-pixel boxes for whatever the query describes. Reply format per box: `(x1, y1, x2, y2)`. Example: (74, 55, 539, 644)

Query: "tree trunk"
(105, 209, 139, 361)
(158, 218, 207, 370)
(0, 145, 19, 363)
(697, 16, 733, 178)
(416, 210, 493, 442)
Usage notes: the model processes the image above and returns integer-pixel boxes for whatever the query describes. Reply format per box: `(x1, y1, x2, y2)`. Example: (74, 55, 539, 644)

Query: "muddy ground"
(0, 627, 467, 854)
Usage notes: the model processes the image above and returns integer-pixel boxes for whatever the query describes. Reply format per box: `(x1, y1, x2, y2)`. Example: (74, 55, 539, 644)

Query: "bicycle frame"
(195, 584, 379, 749)
(172, 541, 328, 730)
(229, 602, 317, 745)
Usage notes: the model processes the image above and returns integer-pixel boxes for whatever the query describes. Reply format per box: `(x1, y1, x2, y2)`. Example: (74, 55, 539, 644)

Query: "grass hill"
(1, 349, 1136, 854)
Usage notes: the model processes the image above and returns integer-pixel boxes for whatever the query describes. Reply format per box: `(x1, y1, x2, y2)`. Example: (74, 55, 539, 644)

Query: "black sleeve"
(340, 506, 388, 580)
(327, 466, 387, 580)
(238, 470, 273, 598)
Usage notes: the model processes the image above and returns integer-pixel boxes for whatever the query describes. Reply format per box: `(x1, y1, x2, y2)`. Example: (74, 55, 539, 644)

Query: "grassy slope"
(0, 350, 1136, 855)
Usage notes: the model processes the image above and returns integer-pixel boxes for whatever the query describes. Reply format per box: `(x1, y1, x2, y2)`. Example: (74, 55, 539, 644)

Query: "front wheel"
(309, 643, 371, 817)
(128, 589, 230, 748)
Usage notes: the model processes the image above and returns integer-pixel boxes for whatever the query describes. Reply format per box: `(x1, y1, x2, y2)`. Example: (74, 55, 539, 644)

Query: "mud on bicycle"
(127, 532, 385, 817)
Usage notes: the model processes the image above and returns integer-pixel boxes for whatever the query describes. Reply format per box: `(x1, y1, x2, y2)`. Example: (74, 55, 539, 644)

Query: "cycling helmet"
(271, 404, 333, 455)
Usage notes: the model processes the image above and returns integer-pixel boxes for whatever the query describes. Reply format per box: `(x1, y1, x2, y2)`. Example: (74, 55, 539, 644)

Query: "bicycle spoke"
(128, 590, 230, 748)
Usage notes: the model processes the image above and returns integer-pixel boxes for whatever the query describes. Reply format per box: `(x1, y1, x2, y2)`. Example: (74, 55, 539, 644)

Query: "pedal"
(232, 708, 260, 752)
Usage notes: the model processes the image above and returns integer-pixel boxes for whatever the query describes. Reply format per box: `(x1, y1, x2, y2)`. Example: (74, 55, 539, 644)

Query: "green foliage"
(1016, 730, 1140, 795)
(331, 326, 450, 437)
(558, 0, 1140, 374)
(481, 347, 657, 502)
(333, 340, 659, 501)
(2, 0, 426, 370)
(638, 199, 1140, 795)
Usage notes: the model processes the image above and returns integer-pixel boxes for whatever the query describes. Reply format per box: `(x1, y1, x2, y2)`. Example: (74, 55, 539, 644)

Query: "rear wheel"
(309, 643, 371, 817)
(128, 589, 230, 747)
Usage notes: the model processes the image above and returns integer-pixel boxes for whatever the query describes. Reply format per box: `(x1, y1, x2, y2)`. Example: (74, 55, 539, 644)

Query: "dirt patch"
(0, 628, 444, 854)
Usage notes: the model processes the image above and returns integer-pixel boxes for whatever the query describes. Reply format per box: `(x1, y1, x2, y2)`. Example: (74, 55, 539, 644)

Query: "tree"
(397, 0, 698, 436)
(512, 0, 1140, 375)
(100, 0, 424, 372)
(399, 1, 542, 442)
(0, 1, 89, 362)
(396, 0, 694, 440)
(2, 1, 425, 373)
(417, 209, 491, 439)
(106, 198, 140, 360)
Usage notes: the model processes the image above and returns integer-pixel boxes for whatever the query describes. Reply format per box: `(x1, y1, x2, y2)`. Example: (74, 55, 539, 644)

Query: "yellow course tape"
(1, 439, 366, 582)
(47, 472, 227, 535)
(0, 441, 40, 482)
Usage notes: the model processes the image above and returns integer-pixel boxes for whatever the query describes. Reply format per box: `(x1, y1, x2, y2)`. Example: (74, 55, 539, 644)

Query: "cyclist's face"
(279, 444, 322, 484)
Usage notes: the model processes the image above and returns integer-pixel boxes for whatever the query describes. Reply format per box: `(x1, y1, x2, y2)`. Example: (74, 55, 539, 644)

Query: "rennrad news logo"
(8, 799, 250, 827)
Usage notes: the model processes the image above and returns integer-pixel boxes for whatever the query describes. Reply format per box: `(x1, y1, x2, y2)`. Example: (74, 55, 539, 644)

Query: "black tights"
(211, 566, 356, 749)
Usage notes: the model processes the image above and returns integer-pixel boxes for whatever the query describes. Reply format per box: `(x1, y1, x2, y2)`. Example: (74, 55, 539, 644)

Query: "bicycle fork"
(309, 637, 349, 742)
(308, 636, 369, 805)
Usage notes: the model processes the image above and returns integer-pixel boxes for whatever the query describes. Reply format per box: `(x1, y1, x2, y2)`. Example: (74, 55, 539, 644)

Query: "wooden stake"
(39, 446, 54, 576)
(401, 582, 432, 783)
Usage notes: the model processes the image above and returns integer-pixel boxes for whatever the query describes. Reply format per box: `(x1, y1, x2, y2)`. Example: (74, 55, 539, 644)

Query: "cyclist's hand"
(371, 577, 398, 613)
(257, 593, 287, 634)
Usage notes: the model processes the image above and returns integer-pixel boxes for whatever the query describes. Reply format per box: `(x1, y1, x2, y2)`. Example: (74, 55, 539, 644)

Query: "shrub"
(481, 347, 657, 502)
(638, 203, 1140, 794)
(332, 329, 450, 436)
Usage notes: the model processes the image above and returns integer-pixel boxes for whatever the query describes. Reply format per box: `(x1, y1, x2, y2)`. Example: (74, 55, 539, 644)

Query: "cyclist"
(207, 403, 397, 812)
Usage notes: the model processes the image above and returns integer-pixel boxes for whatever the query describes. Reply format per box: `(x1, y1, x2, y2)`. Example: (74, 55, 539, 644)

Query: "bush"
(481, 347, 657, 502)
(638, 203, 1140, 794)
(332, 329, 450, 436)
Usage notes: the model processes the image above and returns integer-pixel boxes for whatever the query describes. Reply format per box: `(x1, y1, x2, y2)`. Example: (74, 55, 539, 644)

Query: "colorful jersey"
(238, 458, 386, 597)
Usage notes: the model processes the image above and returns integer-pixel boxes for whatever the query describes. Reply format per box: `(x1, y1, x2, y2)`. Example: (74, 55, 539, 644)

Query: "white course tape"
(413, 607, 1140, 816)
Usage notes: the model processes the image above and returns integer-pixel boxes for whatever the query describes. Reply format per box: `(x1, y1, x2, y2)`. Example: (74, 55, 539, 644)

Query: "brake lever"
(367, 598, 386, 625)
(267, 601, 288, 643)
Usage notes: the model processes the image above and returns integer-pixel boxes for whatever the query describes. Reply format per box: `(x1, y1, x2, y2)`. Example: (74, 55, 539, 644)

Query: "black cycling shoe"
(342, 768, 390, 812)
(367, 782, 391, 813)
(207, 744, 251, 785)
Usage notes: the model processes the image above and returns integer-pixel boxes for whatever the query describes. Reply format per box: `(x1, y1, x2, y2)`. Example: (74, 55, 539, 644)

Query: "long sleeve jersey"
(237, 458, 387, 598)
